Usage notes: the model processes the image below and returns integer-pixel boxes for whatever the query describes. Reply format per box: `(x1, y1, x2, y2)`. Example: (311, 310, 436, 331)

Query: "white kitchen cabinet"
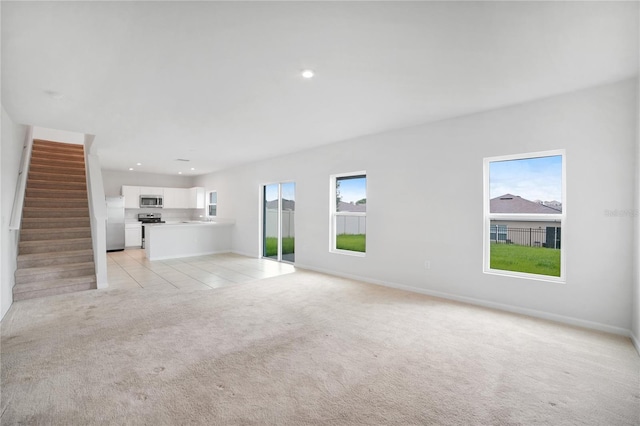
(125, 223, 142, 248)
(139, 186, 164, 196)
(121, 185, 200, 209)
(189, 187, 205, 209)
(121, 186, 140, 209)
(164, 187, 190, 209)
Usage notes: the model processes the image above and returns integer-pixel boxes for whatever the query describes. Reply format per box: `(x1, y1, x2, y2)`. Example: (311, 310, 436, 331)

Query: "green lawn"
(336, 234, 366, 253)
(264, 237, 294, 257)
(490, 243, 560, 277)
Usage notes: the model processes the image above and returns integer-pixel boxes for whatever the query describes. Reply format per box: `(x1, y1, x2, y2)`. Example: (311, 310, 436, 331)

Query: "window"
(490, 224, 507, 242)
(207, 191, 217, 217)
(330, 172, 366, 255)
(484, 151, 565, 281)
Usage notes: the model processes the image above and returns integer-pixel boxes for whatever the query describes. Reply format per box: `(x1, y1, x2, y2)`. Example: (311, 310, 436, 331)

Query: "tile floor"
(107, 249, 295, 291)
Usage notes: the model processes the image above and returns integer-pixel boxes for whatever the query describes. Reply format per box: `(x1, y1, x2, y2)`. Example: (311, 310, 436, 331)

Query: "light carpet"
(1, 270, 639, 425)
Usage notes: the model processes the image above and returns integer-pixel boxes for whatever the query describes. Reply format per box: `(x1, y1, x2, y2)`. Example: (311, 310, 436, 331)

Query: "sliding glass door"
(263, 182, 295, 263)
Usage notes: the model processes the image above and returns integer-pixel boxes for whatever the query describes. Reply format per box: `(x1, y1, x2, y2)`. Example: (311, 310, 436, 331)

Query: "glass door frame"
(260, 181, 295, 264)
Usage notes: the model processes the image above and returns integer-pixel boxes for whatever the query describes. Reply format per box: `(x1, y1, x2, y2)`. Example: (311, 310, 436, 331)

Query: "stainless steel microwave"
(140, 195, 163, 208)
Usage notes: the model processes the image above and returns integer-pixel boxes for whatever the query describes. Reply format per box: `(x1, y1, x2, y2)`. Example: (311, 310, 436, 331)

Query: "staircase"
(13, 139, 96, 301)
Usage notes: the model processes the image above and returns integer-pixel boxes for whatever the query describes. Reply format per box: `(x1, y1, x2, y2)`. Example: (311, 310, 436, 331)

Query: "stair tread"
(27, 178, 85, 183)
(22, 218, 90, 222)
(23, 206, 88, 211)
(24, 197, 88, 207)
(28, 171, 85, 176)
(19, 237, 92, 246)
(22, 219, 90, 225)
(33, 140, 84, 148)
(25, 197, 88, 202)
(29, 170, 85, 180)
(26, 184, 87, 191)
(30, 153, 84, 159)
(18, 249, 94, 260)
(16, 261, 96, 277)
(29, 167, 85, 173)
(27, 189, 87, 194)
(21, 226, 91, 233)
(30, 160, 84, 164)
(30, 155, 84, 160)
(17, 250, 94, 268)
(13, 275, 95, 294)
(30, 157, 85, 163)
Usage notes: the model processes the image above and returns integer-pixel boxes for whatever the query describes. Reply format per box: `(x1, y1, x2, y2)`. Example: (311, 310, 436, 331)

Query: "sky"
(337, 176, 366, 203)
(489, 155, 562, 202)
(265, 178, 365, 204)
(264, 182, 295, 202)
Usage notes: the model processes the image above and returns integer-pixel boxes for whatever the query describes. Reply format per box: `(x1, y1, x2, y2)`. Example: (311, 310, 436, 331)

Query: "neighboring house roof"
(338, 201, 366, 212)
(490, 194, 562, 214)
(265, 199, 296, 211)
(535, 199, 562, 208)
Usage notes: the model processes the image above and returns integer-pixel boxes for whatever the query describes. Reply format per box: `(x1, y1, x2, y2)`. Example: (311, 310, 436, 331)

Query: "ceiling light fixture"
(129, 168, 133, 171)
(136, 162, 142, 166)
(301, 69, 314, 79)
(178, 172, 182, 175)
(190, 167, 195, 171)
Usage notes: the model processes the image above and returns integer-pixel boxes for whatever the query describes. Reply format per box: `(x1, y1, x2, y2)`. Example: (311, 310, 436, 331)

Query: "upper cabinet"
(121, 185, 204, 209)
(121, 185, 140, 209)
(139, 186, 164, 196)
(189, 187, 205, 209)
(164, 187, 190, 209)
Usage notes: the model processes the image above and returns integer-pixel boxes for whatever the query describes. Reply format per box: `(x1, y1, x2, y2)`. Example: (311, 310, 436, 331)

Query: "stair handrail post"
(9, 126, 34, 230)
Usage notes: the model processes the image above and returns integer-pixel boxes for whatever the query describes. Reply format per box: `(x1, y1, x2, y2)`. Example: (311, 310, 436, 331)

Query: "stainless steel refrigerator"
(106, 196, 125, 251)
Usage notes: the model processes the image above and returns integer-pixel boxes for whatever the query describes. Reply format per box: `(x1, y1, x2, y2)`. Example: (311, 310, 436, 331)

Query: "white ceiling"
(2, 1, 638, 176)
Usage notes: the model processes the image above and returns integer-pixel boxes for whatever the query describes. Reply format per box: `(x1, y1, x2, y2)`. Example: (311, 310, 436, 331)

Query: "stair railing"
(9, 126, 34, 231)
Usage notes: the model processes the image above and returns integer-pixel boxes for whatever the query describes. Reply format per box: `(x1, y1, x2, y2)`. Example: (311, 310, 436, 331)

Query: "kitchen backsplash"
(124, 208, 206, 222)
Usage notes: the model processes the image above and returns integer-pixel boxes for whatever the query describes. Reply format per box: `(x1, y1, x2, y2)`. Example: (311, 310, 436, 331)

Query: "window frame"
(330, 171, 367, 257)
(206, 190, 218, 217)
(483, 150, 566, 283)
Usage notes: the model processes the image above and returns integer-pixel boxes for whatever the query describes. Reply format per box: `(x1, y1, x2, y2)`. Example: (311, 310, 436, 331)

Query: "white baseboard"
(631, 331, 640, 356)
(294, 263, 633, 339)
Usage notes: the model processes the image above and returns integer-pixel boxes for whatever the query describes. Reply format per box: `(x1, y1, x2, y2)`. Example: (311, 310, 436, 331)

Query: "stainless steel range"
(138, 213, 165, 248)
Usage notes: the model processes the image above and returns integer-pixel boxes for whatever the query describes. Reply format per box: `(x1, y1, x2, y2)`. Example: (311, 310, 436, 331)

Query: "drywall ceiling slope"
(2, 1, 638, 175)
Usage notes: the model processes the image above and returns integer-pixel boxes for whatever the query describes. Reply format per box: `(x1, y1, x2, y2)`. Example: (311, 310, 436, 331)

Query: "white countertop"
(143, 219, 235, 227)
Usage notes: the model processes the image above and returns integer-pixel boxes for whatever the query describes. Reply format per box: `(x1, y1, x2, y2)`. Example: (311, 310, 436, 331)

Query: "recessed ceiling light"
(301, 69, 314, 79)
(178, 172, 182, 175)
(190, 167, 195, 171)
(136, 162, 142, 166)
(129, 168, 134, 171)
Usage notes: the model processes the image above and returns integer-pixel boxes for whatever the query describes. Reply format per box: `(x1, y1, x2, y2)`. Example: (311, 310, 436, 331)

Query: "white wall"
(32, 126, 84, 145)
(85, 135, 108, 289)
(195, 78, 638, 334)
(1, 107, 28, 320)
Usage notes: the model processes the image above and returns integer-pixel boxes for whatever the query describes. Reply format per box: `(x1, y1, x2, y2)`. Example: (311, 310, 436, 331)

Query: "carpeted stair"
(13, 139, 96, 301)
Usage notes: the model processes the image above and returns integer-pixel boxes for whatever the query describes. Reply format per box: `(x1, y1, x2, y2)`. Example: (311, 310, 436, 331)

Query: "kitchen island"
(144, 220, 234, 261)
